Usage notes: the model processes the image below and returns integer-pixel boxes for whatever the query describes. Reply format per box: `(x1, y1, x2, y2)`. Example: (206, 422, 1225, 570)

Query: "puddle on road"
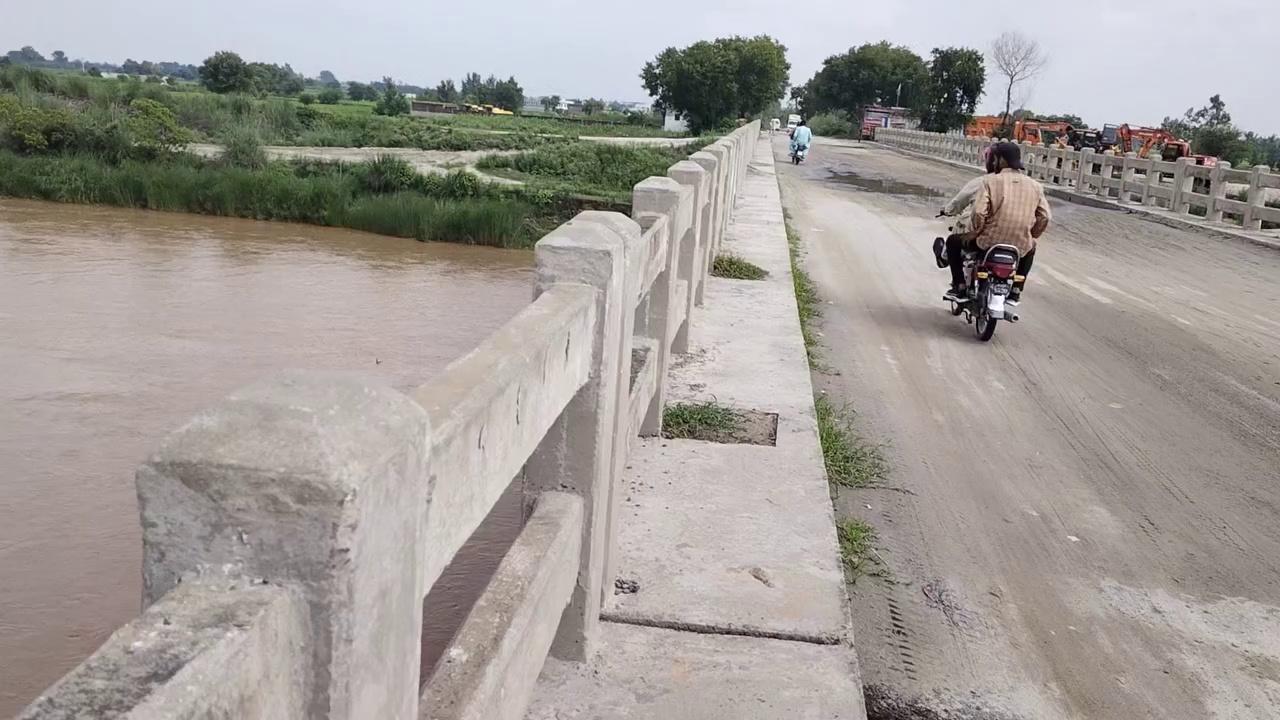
(827, 171, 944, 198)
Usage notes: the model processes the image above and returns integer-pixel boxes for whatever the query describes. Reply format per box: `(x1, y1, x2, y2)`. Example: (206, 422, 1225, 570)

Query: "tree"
(1162, 95, 1251, 165)
(805, 42, 928, 117)
(51, 50, 67, 65)
(917, 47, 985, 132)
(347, 81, 377, 102)
(317, 87, 344, 104)
(374, 76, 409, 116)
(198, 51, 254, 94)
(990, 32, 1047, 131)
(435, 79, 459, 103)
(460, 72, 484, 103)
(9, 46, 45, 64)
(641, 35, 789, 134)
(122, 58, 154, 75)
(541, 94, 561, 113)
(86, 66, 102, 78)
(318, 70, 340, 87)
(490, 76, 524, 111)
(248, 62, 304, 96)
(582, 98, 606, 115)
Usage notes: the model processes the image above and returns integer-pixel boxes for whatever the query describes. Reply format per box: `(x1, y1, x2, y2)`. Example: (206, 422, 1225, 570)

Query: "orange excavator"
(964, 116, 1075, 146)
(1101, 124, 1203, 162)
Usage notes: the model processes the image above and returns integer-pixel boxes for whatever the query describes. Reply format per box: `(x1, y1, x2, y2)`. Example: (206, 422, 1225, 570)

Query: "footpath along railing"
(876, 127, 1280, 232)
(19, 121, 760, 720)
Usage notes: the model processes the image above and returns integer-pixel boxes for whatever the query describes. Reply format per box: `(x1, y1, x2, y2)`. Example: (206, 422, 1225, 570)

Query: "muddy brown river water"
(0, 199, 533, 715)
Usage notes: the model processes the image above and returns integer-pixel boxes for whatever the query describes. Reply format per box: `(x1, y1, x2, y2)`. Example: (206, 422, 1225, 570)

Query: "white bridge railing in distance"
(875, 127, 1280, 232)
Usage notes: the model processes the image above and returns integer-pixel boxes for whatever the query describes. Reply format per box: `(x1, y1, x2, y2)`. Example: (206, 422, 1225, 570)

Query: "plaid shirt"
(970, 169, 1051, 255)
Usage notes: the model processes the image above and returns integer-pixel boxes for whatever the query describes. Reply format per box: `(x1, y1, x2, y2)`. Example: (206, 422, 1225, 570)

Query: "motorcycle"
(936, 215, 1021, 342)
(790, 142, 809, 164)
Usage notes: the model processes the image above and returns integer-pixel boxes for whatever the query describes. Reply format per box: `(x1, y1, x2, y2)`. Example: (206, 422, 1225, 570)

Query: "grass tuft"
(785, 223, 821, 362)
(662, 401, 744, 439)
(837, 518, 880, 580)
(815, 395, 889, 488)
(712, 253, 768, 280)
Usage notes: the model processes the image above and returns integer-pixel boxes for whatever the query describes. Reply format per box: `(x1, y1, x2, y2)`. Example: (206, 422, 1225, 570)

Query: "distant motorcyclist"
(790, 119, 812, 159)
(942, 142, 1050, 305)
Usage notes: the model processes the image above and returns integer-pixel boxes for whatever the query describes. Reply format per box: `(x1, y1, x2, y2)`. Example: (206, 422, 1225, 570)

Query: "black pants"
(946, 234, 1036, 291)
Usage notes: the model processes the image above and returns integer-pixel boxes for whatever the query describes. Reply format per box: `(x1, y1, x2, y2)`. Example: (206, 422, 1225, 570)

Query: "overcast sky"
(5, 0, 1278, 134)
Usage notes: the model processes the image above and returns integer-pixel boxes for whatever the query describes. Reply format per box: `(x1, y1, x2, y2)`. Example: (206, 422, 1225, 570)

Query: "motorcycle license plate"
(990, 281, 1010, 295)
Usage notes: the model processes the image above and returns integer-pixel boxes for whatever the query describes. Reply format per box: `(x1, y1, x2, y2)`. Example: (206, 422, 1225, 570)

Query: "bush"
(219, 125, 267, 169)
(317, 88, 343, 105)
(808, 112, 852, 138)
(356, 154, 416, 194)
(299, 93, 315, 105)
(0, 96, 77, 153)
(127, 98, 192, 155)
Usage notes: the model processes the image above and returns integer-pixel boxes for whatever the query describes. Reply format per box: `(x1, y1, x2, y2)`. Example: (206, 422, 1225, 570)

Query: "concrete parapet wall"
(18, 121, 761, 720)
(876, 128, 1280, 234)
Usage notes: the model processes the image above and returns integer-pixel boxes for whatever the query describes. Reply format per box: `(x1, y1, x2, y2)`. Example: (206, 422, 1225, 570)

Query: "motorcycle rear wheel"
(974, 311, 997, 341)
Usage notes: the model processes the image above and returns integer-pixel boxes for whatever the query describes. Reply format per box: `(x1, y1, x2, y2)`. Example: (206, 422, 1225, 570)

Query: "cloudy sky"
(5, 0, 1278, 134)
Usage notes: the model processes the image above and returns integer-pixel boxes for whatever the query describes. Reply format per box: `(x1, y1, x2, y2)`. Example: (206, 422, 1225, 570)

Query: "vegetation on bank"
(0, 149, 564, 247)
(0, 68, 710, 245)
(476, 140, 710, 201)
(837, 518, 885, 581)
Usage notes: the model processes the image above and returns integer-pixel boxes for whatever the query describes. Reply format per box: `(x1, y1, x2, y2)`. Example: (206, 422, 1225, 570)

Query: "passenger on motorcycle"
(933, 144, 997, 258)
(790, 120, 812, 158)
(940, 142, 1050, 305)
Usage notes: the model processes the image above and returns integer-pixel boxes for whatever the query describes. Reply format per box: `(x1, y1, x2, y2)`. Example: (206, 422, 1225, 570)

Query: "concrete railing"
(876, 127, 1280, 231)
(19, 121, 760, 720)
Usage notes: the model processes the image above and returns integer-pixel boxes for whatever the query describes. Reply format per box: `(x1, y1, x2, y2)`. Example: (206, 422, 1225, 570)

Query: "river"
(0, 199, 533, 715)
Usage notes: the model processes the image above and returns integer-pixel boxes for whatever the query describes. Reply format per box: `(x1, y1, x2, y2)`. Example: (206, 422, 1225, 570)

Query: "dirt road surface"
(776, 136, 1280, 719)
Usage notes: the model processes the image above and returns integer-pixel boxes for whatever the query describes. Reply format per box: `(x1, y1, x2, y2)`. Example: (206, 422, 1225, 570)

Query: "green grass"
(837, 518, 882, 581)
(662, 401, 745, 440)
(785, 222, 821, 362)
(711, 253, 768, 280)
(0, 150, 546, 248)
(815, 395, 889, 489)
(476, 141, 707, 201)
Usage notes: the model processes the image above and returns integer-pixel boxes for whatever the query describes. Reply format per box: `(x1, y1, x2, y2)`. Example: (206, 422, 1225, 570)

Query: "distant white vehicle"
(770, 118, 781, 132)
(786, 114, 802, 136)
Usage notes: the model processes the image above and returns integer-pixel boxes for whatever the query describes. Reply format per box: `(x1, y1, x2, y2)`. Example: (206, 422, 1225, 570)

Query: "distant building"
(663, 112, 688, 133)
(410, 99, 462, 116)
(860, 106, 917, 139)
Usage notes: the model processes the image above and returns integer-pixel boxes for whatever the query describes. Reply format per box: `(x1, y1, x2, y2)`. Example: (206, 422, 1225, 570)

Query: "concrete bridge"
(17, 121, 863, 720)
(22, 121, 1280, 720)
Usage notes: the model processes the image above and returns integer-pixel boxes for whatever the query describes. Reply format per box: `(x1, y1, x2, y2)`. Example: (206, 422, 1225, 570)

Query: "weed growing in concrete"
(662, 401, 744, 440)
(784, 223, 820, 363)
(837, 518, 879, 580)
(815, 395, 889, 488)
(711, 253, 768, 280)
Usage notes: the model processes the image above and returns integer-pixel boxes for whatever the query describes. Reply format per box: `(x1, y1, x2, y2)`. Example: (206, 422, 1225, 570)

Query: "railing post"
(689, 150, 721, 306)
(1243, 165, 1269, 231)
(135, 372, 432, 719)
(668, 160, 709, 346)
(1172, 157, 1192, 215)
(1143, 156, 1161, 207)
(524, 215, 630, 661)
(1207, 161, 1232, 222)
(633, 178, 687, 428)
(1119, 152, 1138, 204)
(1077, 148, 1095, 192)
(1099, 150, 1116, 198)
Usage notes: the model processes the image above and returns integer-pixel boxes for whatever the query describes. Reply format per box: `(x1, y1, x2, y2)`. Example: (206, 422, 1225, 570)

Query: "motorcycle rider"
(790, 119, 812, 160)
(931, 144, 997, 268)
(943, 142, 1050, 305)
